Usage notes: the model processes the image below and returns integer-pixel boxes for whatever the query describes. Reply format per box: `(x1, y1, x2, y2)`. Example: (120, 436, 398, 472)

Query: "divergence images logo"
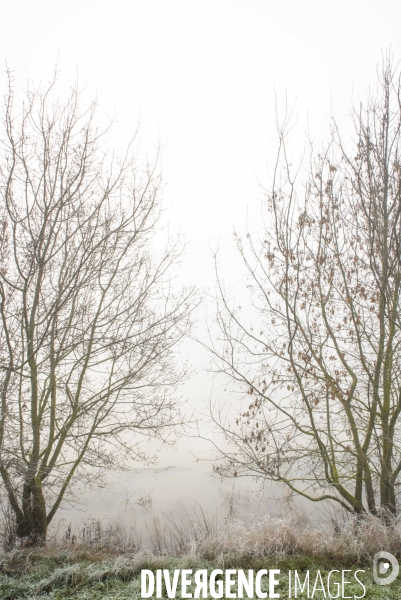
(373, 552, 399, 585)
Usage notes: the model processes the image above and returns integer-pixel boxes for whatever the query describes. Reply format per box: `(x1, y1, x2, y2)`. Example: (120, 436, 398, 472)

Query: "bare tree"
(0, 72, 195, 545)
(207, 59, 401, 518)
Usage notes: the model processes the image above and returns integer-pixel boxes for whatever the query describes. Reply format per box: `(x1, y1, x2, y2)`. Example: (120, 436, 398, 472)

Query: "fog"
(2, 0, 401, 534)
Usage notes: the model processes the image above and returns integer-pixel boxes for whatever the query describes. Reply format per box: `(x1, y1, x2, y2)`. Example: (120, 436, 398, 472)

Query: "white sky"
(3, 0, 400, 278)
(2, 0, 401, 523)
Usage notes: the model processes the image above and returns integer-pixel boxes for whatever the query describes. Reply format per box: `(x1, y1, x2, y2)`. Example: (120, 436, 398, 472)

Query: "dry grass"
(143, 507, 401, 564)
(40, 504, 401, 565)
(2, 511, 401, 598)
(2, 506, 401, 568)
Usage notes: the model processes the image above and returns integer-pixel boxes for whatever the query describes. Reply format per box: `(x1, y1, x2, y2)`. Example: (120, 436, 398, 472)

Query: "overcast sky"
(3, 1, 401, 282)
(2, 0, 401, 521)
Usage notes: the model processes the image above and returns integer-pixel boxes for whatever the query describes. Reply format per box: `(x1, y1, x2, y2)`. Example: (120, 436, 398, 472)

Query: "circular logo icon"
(373, 551, 399, 585)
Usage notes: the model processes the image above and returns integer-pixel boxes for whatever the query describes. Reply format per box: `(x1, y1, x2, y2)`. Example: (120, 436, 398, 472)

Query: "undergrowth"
(0, 549, 400, 599)
(2, 512, 401, 598)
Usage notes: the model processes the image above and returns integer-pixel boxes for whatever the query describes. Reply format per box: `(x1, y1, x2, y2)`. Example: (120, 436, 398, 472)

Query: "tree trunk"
(16, 479, 47, 546)
(381, 477, 397, 518)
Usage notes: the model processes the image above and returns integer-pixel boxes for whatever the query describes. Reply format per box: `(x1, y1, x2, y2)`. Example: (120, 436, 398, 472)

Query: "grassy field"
(0, 549, 400, 599)
(1, 513, 401, 598)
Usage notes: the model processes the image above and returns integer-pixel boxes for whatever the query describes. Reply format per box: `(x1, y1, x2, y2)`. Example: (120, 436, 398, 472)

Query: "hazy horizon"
(2, 0, 401, 537)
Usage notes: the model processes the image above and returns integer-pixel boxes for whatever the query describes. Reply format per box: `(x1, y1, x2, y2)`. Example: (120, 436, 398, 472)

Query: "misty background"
(2, 0, 400, 536)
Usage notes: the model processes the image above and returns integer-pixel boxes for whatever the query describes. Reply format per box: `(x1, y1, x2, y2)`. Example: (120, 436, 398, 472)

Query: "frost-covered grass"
(0, 549, 400, 599)
(2, 513, 401, 598)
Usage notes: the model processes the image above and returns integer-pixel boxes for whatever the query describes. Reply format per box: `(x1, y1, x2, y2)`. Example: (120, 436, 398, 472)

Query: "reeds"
(2, 504, 401, 564)
(145, 507, 401, 563)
